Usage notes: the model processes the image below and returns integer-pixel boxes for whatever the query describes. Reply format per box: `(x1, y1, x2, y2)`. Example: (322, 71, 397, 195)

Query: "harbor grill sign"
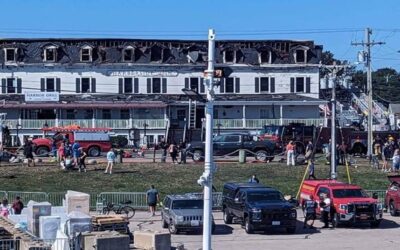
(25, 92, 60, 102)
(107, 70, 178, 77)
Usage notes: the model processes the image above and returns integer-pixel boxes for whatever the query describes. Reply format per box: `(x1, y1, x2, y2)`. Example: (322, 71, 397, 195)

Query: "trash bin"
(239, 149, 246, 163)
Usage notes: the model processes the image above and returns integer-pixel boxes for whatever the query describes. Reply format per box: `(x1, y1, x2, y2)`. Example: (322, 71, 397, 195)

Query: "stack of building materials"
(91, 215, 129, 235)
(80, 231, 130, 250)
(64, 191, 90, 215)
(67, 211, 92, 236)
(39, 216, 61, 240)
(134, 230, 171, 250)
(27, 201, 51, 236)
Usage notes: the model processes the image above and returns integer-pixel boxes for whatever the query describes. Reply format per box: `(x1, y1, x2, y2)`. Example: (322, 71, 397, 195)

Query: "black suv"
(222, 182, 297, 234)
(186, 132, 276, 162)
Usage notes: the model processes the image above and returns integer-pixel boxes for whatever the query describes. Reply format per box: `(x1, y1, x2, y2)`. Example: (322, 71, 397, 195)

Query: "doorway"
(196, 107, 205, 129)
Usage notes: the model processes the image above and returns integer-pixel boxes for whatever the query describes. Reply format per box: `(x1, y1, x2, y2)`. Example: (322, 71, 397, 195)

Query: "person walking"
(72, 141, 81, 167)
(58, 144, 66, 168)
(382, 142, 391, 172)
(11, 196, 24, 215)
(248, 174, 260, 183)
(338, 142, 347, 165)
(105, 148, 115, 174)
(146, 185, 159, 217)
(392, 149, 400, 173)
(286, 141, 295, 166)
(168, 141, 178, 164)
(302, 195, 317, 229)
(305, 141, 313, 161)
(320, 193, 331, 228)
(23, 138, 35, 167)
(78, 148, 87, 173)
(308, 159, 316, 179)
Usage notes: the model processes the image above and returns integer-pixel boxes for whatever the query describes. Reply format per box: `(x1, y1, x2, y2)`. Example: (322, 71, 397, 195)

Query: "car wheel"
(332, 212, 341, 228)
(286, 227, 296, 234)
(88, 146, 101, 157)
(192, 150, 204, 162)
(244, 217, 254, 234)
(162, 219, 168, 229)
(255, 150, 270, 162)
(370, 220, 381, 228)
(168, 221, 179, 234)
(223, 208, 233, 224)
(36, 146, 49, 157)
(389, 201, 398, 216)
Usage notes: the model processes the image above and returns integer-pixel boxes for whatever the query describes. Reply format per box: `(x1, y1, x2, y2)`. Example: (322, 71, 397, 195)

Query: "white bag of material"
(52, 229, 70, 250)
(65, 191, 90, 215)
(39, 216, 61, 240)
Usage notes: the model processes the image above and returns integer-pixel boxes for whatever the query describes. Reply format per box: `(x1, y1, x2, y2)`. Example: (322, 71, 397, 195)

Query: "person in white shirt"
(320, 193, 331, 228)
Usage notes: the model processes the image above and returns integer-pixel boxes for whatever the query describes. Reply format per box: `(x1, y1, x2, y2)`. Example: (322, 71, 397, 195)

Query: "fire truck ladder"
(188, 99, 197, 129)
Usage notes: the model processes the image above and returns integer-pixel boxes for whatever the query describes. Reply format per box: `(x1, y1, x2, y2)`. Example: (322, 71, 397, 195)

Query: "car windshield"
(332, 189, 368, 198)
(172, 200, 203, 209)
(247, 191, 284, 203)
(262, 126, 281, 136)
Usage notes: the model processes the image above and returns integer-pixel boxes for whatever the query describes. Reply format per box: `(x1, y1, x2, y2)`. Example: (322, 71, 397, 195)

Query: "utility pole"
(352, 28, 385, 157)
(199, 29, 216, 250)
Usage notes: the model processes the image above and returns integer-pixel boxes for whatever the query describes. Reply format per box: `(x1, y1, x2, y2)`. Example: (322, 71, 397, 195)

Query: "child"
(0, 198, 10, 218)
(78, 148, 87, 173)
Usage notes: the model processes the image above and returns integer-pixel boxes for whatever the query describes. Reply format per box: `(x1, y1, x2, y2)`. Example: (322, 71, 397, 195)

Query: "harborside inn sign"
(25, 92, 60, 102)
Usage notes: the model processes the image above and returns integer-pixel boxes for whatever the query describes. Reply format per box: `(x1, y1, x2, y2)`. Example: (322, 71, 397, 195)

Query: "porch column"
(92, 109, 96, 128)
(129, 109, 133, 128)
(242, 105, 246, 128)
(280, 105, 283, 125)
(55, 109, 59, 127)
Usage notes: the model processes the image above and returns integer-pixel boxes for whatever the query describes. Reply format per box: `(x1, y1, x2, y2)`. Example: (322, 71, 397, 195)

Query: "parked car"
(299, 180, 383, 227)
(385, 175, 400, 216)
(161, 194, 216, 234)
(186, 132, 276, 162)
(222, 182, 297, 234)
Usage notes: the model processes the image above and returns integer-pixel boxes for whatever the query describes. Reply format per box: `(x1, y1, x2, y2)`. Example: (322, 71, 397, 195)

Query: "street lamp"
(16, 123, 22, 146)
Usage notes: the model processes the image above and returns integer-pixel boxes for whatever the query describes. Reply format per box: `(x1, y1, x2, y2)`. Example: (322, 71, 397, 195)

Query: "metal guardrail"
(186, 192, 223, 210)
(6, 191, 48, 204)
(365, 190, 387, 204)
(97, 192, 148, 209)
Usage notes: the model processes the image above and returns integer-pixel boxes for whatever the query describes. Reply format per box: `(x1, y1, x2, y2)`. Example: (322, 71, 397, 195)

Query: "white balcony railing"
(96, 119, 129, 129)
(246, 119, 281, 128)
(21, 120, 56, 129)
(59, 119, 93, 128)
(214, 119, 243, 129)
(132, 119, 166, 129)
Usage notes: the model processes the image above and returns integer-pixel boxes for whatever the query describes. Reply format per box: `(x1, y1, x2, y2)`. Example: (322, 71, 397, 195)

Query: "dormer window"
(123, 47, 134, 62)
(295, 49, 307, 63)
(4, 48, 17, 63)
(44, 46, 57, 62)
(81, 46, 93, 62)
(259, 51, 271, 64)
(223, 50, 235, 63)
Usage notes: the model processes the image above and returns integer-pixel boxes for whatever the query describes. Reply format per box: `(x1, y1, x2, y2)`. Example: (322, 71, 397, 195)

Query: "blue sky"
(1, 0, 399, 70)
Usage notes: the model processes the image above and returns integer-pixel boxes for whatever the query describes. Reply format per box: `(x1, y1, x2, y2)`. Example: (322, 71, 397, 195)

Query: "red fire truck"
(32, 125, 112, 157)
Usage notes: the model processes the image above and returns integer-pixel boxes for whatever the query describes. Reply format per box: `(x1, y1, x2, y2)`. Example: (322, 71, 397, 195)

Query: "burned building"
(0, 38, 326, 145)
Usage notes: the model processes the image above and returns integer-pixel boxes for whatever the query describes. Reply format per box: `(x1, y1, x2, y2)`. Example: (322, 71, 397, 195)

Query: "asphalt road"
(130, 209, 400, 250)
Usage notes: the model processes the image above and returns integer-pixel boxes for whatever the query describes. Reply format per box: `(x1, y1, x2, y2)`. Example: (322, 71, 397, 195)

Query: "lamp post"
(16, 123, 22, 146)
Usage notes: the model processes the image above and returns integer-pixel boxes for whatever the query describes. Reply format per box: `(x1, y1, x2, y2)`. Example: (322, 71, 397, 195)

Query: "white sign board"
(25, 92, 60, 102)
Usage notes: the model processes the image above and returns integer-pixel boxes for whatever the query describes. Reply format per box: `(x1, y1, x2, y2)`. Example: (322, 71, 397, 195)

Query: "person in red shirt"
(286, 141, 295, 166)
(12, 196, 24, 215)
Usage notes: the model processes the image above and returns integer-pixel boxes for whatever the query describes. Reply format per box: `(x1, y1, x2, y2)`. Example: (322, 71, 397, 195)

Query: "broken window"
(295, 49, 306, 63)
(81, 47, 92, 62)
(260, 77, 269, 92)
(46, 78, 55, 92)
(124, 78, 133, 93)
(5, 48, 16, 62)
(123, 47, 134, 62)
(44, 47, 57, 62)
(224, 50, 235, 63)
(81, 78, 91, 93)
(259, 51, 271, 64)
(296, 77, 305, 92)
(152, 78, 161, 93)
(6, 78, 16, 93)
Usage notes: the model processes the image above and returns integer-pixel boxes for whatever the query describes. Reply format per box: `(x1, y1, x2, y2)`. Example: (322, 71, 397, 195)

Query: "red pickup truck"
(385, 175, 400, 216)
(32, 126, 112, 157)
(299, 180, 383, 227)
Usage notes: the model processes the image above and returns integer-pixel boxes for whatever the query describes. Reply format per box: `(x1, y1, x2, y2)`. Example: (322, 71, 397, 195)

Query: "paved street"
(129, 209, 400, 250)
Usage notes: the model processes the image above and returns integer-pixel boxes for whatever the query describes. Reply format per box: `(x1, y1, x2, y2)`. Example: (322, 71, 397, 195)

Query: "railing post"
(242, 105, 246, 128)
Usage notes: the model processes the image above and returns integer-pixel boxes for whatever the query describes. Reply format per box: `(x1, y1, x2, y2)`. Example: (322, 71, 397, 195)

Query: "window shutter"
(255, 78, 259, 93)
(40, 78, 45, 92)
(270, 77, 275, 93)
(56, 78, 61, 92)
(76, 78, 81, 93)
(220, 78, 225, 93)
(290, 77, 295, 93)
(91, 78, 96, 93)
(147, 78, 151, 93)
(134, 78, 139, 93)
(235, 78, 240, 93)
(306, 77, 311, 93)
(17, 78, 22, 93)
(185, 78, 189, 89)
(200, 78, 205, 93)
(118, 78, 123, 94)
(1, 79, 6, 93)
(162, 78, 167, 93)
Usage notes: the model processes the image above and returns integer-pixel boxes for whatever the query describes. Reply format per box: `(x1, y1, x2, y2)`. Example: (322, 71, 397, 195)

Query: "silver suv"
(161, 194, 216, 234)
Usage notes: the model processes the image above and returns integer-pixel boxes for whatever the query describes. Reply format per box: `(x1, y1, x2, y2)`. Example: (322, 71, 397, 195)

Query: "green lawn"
(0, 156, 390, 197)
